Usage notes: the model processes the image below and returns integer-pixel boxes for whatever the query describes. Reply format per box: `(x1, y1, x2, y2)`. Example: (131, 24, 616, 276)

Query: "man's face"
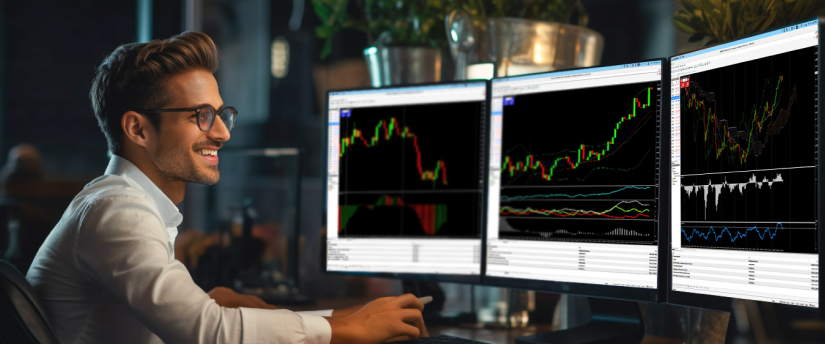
(147, 69, 230, 186)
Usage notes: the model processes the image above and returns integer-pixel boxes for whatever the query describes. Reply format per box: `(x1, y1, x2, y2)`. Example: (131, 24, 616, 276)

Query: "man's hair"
(90, 31, 218, 155)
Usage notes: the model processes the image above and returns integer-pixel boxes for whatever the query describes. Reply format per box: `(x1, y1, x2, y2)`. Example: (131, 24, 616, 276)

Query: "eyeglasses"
(137, 105, 237, 132)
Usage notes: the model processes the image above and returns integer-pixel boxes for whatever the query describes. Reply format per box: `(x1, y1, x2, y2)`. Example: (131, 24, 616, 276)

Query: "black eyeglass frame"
(137, 104, 238, 132)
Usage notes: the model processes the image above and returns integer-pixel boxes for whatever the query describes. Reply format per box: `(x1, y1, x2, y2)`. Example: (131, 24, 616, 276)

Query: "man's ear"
(121, 111, 155, 148)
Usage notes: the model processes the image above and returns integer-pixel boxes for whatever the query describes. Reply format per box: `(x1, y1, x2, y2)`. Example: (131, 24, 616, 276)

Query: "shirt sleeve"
(75, 194, 329, 344)
(241, 308, 332, 344)
(296, 309, 334, 317)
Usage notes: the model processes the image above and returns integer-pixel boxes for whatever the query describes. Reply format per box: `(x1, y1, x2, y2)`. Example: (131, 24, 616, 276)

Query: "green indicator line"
(500, 186, 651, 200)
(499, 200, 651, 219)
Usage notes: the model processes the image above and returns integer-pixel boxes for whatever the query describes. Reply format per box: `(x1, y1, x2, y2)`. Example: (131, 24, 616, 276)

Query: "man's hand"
(326, 294, 429, 344)
(208, 286, 277, 310)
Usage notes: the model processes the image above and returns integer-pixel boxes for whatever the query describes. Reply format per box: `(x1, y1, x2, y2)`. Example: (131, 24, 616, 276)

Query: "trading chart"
(337, 101, 486, 238)
(679, 47, 818, 253)
(498, 82, 661, 244)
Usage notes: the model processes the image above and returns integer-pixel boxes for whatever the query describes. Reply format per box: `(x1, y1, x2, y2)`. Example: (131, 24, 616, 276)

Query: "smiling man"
(25, 32, 426, 344)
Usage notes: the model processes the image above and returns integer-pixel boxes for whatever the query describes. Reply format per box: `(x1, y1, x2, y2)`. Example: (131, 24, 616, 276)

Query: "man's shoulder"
(69, 174, 162, 223)
(80, 174, 151, 205)
(70, 175, 166, 236)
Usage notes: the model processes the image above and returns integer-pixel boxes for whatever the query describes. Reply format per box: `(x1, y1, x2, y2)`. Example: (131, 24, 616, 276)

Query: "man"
(26, 31, 426, 344)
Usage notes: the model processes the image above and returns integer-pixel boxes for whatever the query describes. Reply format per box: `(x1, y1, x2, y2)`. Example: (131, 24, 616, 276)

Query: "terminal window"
(670, 20, 819, 308)
(326, 84, 486, 275)
(486, 62, 663, 289)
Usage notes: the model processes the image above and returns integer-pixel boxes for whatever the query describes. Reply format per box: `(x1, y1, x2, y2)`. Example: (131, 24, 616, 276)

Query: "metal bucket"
(363, 45, 442, 87)
(446, 11, 604, 78)
(488, 17, 603, 77)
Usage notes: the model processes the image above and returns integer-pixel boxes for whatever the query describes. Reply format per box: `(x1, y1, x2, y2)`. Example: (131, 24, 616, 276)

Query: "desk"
(291, 298, 682, 344)
(429, 326, 681, 344)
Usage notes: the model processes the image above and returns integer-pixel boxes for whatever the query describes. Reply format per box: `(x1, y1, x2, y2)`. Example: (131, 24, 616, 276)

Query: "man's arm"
(208, 286, 277, 309)
(74, 195, 327, 344)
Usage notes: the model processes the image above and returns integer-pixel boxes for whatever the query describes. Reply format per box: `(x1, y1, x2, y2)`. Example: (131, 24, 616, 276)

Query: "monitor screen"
(486, 61, 664, 290)
(325, 82, 487, 276)
(670, 20, 819, 308)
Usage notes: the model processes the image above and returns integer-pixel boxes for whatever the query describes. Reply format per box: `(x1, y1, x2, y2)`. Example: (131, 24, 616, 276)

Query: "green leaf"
(680, 0, 698, 13)
(673, 16, 698, 33)
(320, 39, 334, 59)
(315, 25, 332, 38)
(312, 0, 332, 20)
(759, 10, 776, 32)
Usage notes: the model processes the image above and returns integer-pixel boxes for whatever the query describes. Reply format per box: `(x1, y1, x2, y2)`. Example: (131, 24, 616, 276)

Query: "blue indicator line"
(501, 186, 651, 200)
(681, 223, 784, 242)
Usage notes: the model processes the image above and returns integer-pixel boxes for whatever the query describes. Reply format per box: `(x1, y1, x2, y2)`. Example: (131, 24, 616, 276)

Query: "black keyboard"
(386, 334, 490, 344)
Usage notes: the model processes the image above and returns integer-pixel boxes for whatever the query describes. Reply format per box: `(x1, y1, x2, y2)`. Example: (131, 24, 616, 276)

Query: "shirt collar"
(104, 155, 184, 229)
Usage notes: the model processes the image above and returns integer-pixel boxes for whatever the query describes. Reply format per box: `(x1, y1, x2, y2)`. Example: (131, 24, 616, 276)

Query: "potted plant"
(313, 0, 450, 87)
(672, 0, 825, 45)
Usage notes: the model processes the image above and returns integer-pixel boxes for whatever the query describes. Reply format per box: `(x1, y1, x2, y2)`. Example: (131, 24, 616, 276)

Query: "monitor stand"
(516, 298, 645, 344)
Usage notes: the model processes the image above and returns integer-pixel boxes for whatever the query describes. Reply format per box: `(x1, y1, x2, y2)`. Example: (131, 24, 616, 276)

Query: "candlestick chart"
(500, 84, 657, 186)
(678, 46, 818, 253)
(496, 81, 660, 244)
(337, 101, 485, 238)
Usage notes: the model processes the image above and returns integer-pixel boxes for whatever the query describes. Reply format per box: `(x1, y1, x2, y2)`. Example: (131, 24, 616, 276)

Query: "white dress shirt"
(26, 155, 332, 344)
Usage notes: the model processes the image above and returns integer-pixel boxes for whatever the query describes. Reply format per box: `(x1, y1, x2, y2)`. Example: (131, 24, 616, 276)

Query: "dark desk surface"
(429, 325, 681, 344)
(290, 298, 682, 344)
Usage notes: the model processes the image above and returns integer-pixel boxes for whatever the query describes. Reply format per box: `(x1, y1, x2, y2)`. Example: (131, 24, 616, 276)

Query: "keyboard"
(386, 334, 490, 344)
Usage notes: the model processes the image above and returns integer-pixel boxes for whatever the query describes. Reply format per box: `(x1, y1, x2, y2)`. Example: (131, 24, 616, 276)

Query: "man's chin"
(188, 170, 220, 186)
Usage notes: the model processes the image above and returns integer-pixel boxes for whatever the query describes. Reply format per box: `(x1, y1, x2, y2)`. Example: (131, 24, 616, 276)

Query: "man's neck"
(119, 152, 186, 205)
(149, 173, 186, 205)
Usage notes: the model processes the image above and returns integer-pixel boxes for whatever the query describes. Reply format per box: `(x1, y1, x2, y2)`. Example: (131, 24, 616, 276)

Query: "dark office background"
(4, 1, 820, 343)
(0, 0, 690, 285)
(0, 0, 682, 177)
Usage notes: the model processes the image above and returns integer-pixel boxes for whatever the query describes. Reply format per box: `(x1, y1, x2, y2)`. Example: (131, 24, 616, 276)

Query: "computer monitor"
(483, 60, 668, 343)
(669, 19, 822, 312)
(324, 81, 488, 284)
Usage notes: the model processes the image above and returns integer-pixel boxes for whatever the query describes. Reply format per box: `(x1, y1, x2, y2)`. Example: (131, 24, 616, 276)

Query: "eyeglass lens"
(197, 106, 236, 132)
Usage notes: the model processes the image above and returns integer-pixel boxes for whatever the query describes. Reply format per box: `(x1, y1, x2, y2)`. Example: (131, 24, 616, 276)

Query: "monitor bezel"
(665, 18, 823, 315)
(321, 79, 492, 285)
(480, 58, 670, 304)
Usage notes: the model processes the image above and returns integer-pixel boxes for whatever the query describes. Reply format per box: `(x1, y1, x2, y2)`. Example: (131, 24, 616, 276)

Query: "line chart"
(679, 222, 817, 253)
(500, 186, 652, 200)
(500, 200, 651, 219)
(682, 223, 784, 242)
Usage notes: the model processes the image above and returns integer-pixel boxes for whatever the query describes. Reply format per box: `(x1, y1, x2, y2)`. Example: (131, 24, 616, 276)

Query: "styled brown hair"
(90, 31, 219, 155)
